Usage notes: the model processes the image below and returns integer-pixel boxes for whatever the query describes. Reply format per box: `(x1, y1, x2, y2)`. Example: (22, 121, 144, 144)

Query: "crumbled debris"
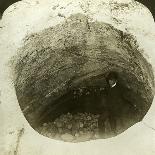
(37, 112, 101, 142)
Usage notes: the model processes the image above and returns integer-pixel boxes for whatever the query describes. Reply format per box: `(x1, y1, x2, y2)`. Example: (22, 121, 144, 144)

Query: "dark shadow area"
(137, 0, 155, 20)
(0, 0, 20, 16)
(37, 71, 149, 137)
(34, 70, 150, 142)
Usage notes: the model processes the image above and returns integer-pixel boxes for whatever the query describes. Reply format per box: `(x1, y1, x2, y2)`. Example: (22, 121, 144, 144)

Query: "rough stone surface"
(37, 113, 100, 142)
(12, 14, 154, 128)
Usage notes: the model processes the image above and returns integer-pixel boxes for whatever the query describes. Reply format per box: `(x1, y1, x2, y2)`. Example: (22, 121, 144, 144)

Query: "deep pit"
(11, 14, 154, 142)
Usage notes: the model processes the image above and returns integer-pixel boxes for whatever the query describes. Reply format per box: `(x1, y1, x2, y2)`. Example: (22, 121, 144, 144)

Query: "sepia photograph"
(0, 0, 155, 154)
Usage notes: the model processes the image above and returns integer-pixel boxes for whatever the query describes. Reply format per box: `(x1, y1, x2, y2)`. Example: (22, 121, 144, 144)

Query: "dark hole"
(11, 18, 154, 142)
(32, 71, 148, 141)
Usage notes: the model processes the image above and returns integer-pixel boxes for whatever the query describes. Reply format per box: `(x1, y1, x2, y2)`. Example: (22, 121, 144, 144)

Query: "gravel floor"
(37, 112, 104, 142)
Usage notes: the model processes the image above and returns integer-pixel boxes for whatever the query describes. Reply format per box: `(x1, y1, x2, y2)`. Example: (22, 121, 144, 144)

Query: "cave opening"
(11, 16, 154, 142)
(33, 70, 151, 141)
(13, 65, 154, 142)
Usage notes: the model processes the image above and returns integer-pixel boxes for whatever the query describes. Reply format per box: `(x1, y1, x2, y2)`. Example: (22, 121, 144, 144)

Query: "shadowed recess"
(11, 14, 154, 141)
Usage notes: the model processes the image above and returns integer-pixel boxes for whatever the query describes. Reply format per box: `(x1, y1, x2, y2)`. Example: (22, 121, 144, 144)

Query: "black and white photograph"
(0, 0, 155, 154)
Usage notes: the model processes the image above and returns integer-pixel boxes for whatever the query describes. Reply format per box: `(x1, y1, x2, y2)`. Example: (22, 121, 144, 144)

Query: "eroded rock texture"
(12, 14, 154, 139)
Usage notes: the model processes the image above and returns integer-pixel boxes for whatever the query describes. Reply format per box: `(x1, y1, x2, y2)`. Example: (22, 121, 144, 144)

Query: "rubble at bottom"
(37, 112, 106, 142)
